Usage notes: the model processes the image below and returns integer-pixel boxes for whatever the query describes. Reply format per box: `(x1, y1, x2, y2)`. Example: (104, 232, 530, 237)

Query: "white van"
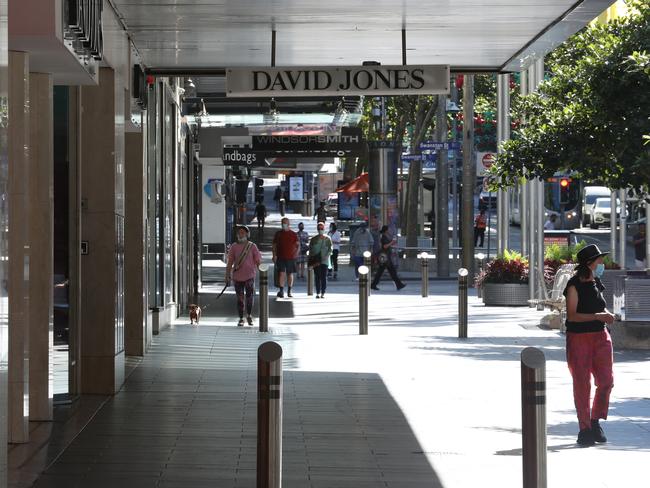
(582, 186, 611, 226)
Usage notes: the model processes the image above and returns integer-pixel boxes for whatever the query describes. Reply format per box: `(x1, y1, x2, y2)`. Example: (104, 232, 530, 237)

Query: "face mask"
(238, 236, 247, 243)
(318, 229, 325, 235)
(282, 223, 289, 230)
(594, 263, 605, 278)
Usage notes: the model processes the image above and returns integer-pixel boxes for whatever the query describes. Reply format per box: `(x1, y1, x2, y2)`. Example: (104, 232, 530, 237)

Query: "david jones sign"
(227, 65, 450, 97)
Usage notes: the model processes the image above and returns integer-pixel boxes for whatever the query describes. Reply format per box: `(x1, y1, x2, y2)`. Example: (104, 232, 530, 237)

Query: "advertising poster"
(288, 176, 304, 201)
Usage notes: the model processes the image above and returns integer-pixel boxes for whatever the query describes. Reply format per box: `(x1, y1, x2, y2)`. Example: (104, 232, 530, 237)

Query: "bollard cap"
(259, 263, 269, 272)
(421, 252, 429, 259)
(458, 268, 469, 277)
(476, 253, 485, 260)
(358, 265, 369, 276)
(363, 250, 371, 258)
(258, 341, 283, 362)
(521, 347, 546, 368)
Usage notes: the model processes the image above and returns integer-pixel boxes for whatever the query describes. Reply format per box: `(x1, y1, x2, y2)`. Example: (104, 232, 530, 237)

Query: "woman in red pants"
(563, 244, 616, 446)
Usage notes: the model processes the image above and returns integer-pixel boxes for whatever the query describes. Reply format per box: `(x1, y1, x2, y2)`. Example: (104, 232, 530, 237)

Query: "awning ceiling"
(112, 0, 614, 73)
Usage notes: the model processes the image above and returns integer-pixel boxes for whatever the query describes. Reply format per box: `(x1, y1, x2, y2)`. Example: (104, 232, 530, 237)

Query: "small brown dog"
(189, 304, 201, 325)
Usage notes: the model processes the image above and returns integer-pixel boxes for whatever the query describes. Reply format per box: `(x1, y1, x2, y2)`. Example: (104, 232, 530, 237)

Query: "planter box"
(482, 283, 529, 306)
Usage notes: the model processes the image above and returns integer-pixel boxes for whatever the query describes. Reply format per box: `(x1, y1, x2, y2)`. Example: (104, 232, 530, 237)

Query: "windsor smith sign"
(226, 65, 450, 97)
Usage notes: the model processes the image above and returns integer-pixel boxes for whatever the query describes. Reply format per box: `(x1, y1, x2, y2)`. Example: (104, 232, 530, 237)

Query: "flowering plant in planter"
(475, 249, 529, 287)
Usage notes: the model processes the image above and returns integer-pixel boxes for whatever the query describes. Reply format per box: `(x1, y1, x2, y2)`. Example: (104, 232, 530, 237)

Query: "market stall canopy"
(336, 173, 368, 193)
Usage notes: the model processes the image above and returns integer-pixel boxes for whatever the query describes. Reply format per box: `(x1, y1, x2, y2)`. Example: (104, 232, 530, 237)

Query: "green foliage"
(491, 1, 650, 191)
(475, 249, 529, 286)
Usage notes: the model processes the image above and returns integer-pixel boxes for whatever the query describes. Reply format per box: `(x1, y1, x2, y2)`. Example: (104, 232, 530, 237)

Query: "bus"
(509, 173, 582, 229)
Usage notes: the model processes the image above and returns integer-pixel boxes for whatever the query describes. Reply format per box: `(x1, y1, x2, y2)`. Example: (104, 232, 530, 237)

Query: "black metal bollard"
(307, 266, 314, 296)
(420, 252, 429, 297)
(358, 265, 369, 334)
(458, 268, 468, 338)
(521, 347, 547, 488)
(363, 251, 371, 296)
(257, 342, 283, 488)
(259, 264, 269, 332)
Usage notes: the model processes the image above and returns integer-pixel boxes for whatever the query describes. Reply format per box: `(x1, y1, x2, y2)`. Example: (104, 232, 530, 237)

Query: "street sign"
(368, 140, 399, 149)
(401, 153, 437, 162)
(419, 141, 460, 151)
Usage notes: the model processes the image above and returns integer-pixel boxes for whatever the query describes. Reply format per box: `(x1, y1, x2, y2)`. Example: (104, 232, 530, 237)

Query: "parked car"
(590, 197, 623, 228)
(582, 186, 611, 226)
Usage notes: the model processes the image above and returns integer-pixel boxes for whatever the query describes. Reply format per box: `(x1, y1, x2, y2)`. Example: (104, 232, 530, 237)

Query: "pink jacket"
(227, 241, 262, 282)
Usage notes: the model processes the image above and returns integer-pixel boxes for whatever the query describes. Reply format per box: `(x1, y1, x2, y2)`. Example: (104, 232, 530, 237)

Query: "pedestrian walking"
(563, 244, 616, 446)
(371, 225, 406, 291)
(474, 209, 487, 247)
(255, 198, 267, 232)
(272, 217, 299, 298)
(350, 221, 374, 278)
(314, 201, 327, 223)
(225, 225, 262, 327)
(296, 222, 309, 279)
(308, 222, 332, 298)
(273, 186, 282, 209)
(633, 225, 646, 269)
(327, 222, 342, 280)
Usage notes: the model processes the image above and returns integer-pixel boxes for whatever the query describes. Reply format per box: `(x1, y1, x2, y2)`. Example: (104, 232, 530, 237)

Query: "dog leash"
(214, 282, 229, 300)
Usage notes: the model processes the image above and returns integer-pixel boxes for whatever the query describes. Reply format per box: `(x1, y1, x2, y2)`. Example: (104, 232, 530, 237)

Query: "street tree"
(490, 0, 650, 191)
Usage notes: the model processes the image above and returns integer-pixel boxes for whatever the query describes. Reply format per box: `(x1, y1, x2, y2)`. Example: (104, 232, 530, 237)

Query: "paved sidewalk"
(32, 282, 649, 488)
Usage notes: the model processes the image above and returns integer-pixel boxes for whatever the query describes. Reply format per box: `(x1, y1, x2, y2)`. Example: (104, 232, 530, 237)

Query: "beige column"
(79, 67, 125, 394)
(7, 50, 30, 443)
(124, 131, 147, 356)
(28, 72, 53, 420)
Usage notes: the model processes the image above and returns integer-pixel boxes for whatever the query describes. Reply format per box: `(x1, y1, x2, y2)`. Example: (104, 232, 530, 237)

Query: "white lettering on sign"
(227, 65, 450, 97)
(222, 149, 259, 165)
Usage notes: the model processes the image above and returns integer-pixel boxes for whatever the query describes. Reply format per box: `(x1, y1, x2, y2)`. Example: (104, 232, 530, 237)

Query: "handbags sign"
(227, 65, 450, 97)
(222, 148, 268, 167)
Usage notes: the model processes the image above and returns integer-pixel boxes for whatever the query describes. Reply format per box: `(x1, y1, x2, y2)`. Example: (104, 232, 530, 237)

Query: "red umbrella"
(335, 172, 369, 193)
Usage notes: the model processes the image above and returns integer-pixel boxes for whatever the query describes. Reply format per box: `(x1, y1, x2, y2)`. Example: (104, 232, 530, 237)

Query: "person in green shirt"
(308, 221, 332, 299)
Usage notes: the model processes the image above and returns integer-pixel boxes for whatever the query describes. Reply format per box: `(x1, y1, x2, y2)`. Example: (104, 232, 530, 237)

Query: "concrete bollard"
(458, 268, 468, 338)
(358, 265, 369, 335)
(259, 264, 269, 332)
(521, 347, 547, 488)
(257, 341, 283, 488)
(420, 252, 429, 297)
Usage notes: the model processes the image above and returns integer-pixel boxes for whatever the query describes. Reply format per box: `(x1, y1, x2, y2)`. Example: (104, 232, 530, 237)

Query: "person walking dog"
(226, 225, 262, 326)
(563, 244, 616, 446)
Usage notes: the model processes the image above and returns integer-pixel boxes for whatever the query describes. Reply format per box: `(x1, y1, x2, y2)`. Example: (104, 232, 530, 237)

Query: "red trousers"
(566, 330, 614, 431)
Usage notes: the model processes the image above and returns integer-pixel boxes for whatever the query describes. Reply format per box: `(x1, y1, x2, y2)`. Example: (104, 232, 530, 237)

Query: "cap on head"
(237, 225, 250, 235)
(317, 221, 325, 230)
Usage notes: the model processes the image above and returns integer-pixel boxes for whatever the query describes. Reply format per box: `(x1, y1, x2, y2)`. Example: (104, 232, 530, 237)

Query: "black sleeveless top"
(563, 275, 607, 333)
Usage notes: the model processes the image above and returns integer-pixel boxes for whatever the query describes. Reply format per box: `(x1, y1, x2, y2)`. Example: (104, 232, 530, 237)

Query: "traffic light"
(560, 178, 570, 205)
(254, 177, 264, 202)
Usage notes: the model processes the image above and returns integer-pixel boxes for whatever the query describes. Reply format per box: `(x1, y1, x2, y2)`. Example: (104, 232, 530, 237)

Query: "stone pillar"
(28, 72, 53, 420)
(8, 50, 30, 443)
(125, 131, 147, 356)
(79, 67, 125, 395)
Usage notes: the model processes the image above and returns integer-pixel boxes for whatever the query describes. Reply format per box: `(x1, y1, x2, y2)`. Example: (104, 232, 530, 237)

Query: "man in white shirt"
(544, 214, 558, 230)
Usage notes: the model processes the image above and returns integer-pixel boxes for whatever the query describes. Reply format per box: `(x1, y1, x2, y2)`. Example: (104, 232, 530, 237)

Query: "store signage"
(222, 148, 267, 167)
(227, 65, 450, 97)
(251, 127, 364, 157)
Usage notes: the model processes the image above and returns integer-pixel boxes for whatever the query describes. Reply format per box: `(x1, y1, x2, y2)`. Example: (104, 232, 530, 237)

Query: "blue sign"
(401, 153, 437, 162)
(419, 141, 460, 151)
